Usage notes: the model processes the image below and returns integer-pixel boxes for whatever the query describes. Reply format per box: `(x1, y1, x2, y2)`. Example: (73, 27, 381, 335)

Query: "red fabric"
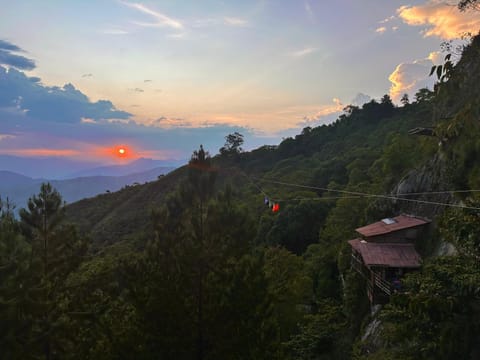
(272, 203, 280, 212)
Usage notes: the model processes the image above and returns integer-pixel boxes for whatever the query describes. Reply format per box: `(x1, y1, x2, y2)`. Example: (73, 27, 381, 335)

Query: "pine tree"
(0, 198, 32, 357)
(186, 145, 217, 360)
(124, 146, 280, 359)
(18, 183, 88, 359)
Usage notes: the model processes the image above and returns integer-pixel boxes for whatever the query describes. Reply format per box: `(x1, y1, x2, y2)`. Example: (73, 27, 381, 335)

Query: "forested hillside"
(1, 33, 480, 359)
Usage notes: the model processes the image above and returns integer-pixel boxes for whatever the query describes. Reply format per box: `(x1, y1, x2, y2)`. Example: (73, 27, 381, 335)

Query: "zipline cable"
(249, 176, 480, 211)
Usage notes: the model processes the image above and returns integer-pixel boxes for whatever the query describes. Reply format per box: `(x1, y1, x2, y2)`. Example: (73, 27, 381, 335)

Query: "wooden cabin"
(348, 214, 430, 304)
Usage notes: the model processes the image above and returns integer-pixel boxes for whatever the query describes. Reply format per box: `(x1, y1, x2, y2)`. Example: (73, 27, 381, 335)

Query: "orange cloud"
(91, 145, 136, 161)
(136, 149, 182, 160)
(398, 1, 480, 39)
(428, 50, 443, 64)
(388, 57, 435, 102)
(301, 98, 344, 123)
(0, 148, 81, 157)
(89, 144, 179, 162)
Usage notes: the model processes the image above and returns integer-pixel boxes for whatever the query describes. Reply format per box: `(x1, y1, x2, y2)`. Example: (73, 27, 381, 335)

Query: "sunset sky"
(0, 0, 479, 174)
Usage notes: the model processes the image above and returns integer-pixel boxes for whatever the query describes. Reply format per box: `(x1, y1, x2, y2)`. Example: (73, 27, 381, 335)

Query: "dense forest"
(2, 27, 480, 360)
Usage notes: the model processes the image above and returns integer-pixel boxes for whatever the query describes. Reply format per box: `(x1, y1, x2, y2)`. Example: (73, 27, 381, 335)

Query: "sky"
(0, 0, 479, 175)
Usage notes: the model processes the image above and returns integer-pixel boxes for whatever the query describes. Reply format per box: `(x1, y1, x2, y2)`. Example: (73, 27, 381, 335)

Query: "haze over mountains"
(0, 158, 175, 209)
(0, 155, 181, 179)
(68, 158, 179, 178)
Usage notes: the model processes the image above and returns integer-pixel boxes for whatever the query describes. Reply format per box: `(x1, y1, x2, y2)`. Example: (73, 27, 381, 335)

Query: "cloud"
(290, 47, 317, 58)
(388, 56, 435, 102)
(375, 14, 401, 34)
(397, 1, 480, 39)
(122, 1, 183, 29)
(301, 98, 344, 125)
(351, 93, 372, 107)
(428, 50, 443, 64)
(166, 32, 186, 39)
(144, 79, 152, 83)
(0, 65, 265, 168)
(379, 15, 396, 24)
(150, 116, 192, 127)
(0, 107, 258, 164)
(129, 87, 144, 93)
(305, 1, 314, 20)
(192, 17, 250, 29)
(332, 97, 342, 106)
(299, 93, 374, 128)
(192, 18, 217, 28)
(0, 134, 15, 141)
(0, 40, 35, 70)
(101, 28, 129, 35)
(81, 73, 93, 78)
(223, 17, 249, 27)
(0, 148, 81, 157)
(0, 66, 131, 123)
(81, 117, 96, 124)
(0, 40, 22, 52)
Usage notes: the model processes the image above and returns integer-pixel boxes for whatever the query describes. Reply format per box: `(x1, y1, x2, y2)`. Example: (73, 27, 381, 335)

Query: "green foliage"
(304, 244, 341, 300)
(0, 198, 31, 358)
(458, 0, 479, 11)
(371, 256, 480, 359)
(285, 300, 347, 360)
(219, 131, 244, 156)
(110, 147, 283, 359)
(320, 192, 369, 246)
(264, 246, 313, 342)
(439, 204, 480, 254)
(414, 87, 435, 103)
(21, 33, 478, 359)
(430, 53, 454, 85)
(265, 200, 330, 254)
(343, 270, 369, 338)
(0, 184, 89, 359)
(60, 85, 438, 358)
(375, 133, 436, 187)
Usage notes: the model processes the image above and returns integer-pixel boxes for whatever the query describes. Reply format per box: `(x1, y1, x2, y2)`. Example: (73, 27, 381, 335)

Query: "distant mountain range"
(0, 166, 174, 210)
(68, 158, 179, 178)
(0, 155, 182, 179)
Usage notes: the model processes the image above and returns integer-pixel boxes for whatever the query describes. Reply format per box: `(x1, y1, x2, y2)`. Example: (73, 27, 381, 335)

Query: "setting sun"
(114, 145, 130, 158)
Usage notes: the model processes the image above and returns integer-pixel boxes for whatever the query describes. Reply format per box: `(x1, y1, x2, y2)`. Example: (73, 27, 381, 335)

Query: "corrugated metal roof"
(355, 214, 430, 237)
(348, 238, 421, 268)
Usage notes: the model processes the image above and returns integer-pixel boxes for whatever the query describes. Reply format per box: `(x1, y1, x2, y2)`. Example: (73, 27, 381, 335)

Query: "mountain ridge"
(67, 157, 182, 178)
(0, 166, 174, 210)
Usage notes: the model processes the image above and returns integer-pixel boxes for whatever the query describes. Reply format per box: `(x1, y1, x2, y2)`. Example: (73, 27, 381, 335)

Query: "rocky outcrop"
(390, 152, 456, 220)
(356, 305, 385, 356)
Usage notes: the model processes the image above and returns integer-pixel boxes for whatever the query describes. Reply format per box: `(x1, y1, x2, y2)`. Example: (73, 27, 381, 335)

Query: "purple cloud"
(0, 40, 35, 70)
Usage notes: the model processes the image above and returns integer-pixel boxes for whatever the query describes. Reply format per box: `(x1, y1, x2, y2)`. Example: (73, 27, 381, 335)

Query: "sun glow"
(114, 145, 130, 158)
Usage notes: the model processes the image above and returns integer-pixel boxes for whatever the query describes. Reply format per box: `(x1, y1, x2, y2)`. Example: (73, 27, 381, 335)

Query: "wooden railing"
(372, 271, 391, 296)
(351, 253, 367, 278)
(350, 252, 393, 299)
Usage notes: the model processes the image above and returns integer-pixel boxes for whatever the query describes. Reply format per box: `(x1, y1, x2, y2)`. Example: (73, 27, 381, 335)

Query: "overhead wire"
(248, 176, 480, 211)
(215, 166, 480, 211)
(238, 171, 273, 201)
